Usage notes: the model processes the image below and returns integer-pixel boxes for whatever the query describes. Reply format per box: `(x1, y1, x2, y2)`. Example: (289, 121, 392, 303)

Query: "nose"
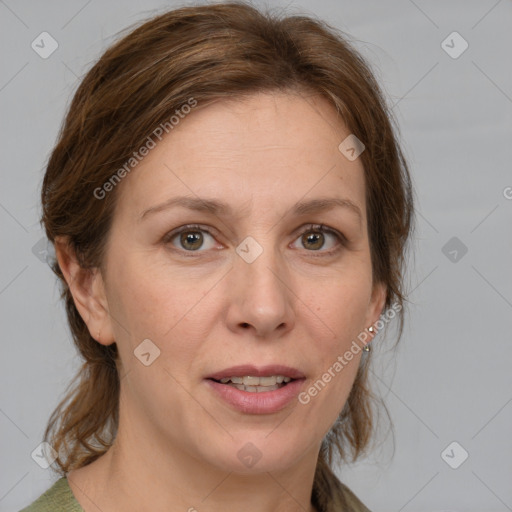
(225, 241, 295, 338)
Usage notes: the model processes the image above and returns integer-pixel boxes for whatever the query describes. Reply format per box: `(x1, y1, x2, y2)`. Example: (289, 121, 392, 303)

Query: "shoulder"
(19, 477, 84, 512)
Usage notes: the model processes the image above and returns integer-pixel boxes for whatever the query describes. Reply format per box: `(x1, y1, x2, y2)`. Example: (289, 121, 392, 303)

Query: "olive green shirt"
(19, 476, 371, 511)
(19, 478, 83, 512)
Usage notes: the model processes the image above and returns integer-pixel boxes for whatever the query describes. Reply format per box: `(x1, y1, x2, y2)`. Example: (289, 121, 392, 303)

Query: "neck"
(68, 410, 322, 512)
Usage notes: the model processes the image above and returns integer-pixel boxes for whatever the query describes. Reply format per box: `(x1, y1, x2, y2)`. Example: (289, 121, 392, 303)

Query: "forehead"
(114, 91, 367, 223)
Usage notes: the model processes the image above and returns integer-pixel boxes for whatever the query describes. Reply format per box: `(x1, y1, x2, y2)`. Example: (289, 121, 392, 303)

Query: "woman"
(21, 2, 414, 511)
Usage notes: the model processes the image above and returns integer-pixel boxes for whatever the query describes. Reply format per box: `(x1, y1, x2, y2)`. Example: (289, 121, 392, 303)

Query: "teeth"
(232, 383, 281, 392)
(217, 375, 293, 386)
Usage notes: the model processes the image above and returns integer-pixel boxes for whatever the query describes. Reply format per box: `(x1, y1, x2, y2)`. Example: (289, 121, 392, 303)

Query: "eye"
(163, 223, 346, 256)
(290, 224, 345, 255)
(163, 224, 218, 253)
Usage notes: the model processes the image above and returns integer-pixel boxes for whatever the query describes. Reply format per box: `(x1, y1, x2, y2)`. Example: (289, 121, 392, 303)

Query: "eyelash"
(162, 223, 346, 257)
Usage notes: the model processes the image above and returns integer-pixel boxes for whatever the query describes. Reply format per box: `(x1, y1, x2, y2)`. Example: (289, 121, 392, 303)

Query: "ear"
(54, 236, 115, 346)
(364, 281, 387, 340)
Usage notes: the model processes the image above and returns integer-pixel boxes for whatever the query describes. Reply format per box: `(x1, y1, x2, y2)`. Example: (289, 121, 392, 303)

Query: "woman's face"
(93, 91, 386, 473)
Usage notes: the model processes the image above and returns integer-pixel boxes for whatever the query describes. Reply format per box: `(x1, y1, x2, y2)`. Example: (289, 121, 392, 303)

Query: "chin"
(199, 435, 307, 475)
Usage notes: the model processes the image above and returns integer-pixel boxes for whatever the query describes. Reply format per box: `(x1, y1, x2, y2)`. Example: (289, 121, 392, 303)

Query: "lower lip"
(205, 379, 305, 414)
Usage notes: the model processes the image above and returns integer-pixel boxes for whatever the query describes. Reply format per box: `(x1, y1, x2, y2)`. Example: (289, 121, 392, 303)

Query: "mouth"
(206, 364, 305, 393)
(205, 364, 306, 414)
(208, 375, 296, 392)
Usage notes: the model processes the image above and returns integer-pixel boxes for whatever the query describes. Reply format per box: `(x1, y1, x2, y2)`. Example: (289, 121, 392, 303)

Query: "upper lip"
(207, 364, 305, 381)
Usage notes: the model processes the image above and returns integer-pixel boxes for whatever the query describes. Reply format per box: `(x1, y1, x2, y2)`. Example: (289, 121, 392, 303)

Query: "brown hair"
(40, 0, 414, 506)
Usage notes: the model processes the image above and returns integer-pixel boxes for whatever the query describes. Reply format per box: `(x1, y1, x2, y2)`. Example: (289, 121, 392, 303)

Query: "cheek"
(305, 274, 372, 345)
(106, 258, 211, 419)
(104, 253, 210, 368)
(296, 272, 370, 412)
(297, 284, 368, 427)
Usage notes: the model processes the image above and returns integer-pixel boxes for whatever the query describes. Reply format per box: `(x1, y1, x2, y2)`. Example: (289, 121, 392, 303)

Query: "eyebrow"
(139, 195, 363, 226)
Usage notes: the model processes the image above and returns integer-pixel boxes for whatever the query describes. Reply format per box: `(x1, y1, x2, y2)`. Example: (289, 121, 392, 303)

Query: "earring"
(363, 326, 375, 352)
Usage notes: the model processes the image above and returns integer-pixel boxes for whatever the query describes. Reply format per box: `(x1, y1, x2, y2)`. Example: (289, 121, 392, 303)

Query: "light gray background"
(1, 1, 511, 511)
